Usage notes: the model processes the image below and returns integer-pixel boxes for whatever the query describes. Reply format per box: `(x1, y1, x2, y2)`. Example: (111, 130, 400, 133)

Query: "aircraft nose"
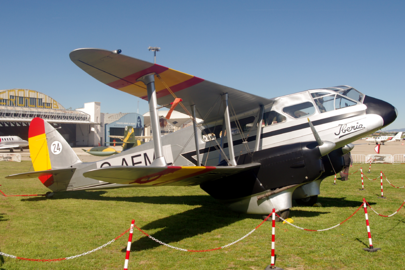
(363, 96, 397, 127)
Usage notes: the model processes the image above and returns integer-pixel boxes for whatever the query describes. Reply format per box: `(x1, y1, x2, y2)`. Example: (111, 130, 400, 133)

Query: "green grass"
(1, 162, 405, 269)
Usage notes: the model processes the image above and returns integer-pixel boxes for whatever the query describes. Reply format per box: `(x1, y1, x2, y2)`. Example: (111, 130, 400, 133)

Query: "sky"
(1, 0, 404, 130)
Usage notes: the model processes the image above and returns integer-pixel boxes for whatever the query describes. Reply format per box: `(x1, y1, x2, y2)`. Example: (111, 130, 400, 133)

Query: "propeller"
(307, 118, 336, 156)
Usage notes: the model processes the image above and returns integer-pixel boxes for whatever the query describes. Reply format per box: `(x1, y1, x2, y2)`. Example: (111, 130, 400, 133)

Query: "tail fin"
(394, 132, 403, 140)
(29, 117, 81, 189)
(122, 126, 142, 151)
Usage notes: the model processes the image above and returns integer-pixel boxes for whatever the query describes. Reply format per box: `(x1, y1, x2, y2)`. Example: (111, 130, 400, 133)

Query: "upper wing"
(83, 163, 260, 186)
(70, 48, 273, 124)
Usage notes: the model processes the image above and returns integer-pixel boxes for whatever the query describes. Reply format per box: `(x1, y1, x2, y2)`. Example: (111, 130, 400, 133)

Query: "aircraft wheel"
(263, 209, 290, 222)
(45, 192, 54, 199)
(295, 195, 318, 206)
(10, 149, 14, 153)
(20, 148, 23, 152)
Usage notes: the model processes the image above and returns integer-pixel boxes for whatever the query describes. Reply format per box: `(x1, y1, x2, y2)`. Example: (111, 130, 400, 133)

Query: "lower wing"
(83, 163, 260, 186)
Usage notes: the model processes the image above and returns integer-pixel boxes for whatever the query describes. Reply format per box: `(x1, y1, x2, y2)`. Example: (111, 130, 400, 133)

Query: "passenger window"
(335, 95, 356, 110)
(202, 133, 216, 142)
(201, 116, 255, 142)
(263, 111, 286, 126)
(283, 102, 315, 119)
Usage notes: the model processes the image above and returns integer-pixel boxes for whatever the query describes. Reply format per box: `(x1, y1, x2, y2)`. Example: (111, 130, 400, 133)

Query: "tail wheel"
(45, 192, 54, 199)
(295, 195, 318, 206)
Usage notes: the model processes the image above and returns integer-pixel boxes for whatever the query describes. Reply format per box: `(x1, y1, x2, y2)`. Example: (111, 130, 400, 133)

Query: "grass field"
(1, 161, 405, 269)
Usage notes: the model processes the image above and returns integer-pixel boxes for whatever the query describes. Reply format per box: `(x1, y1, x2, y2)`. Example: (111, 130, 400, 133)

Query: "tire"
(295, 195, 318, 206)
(263, 209, 290, 222)
(45, 192, 54, 199)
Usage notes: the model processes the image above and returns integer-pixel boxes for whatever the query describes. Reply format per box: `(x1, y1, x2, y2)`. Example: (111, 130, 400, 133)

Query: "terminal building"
(0, 89, 144, 147)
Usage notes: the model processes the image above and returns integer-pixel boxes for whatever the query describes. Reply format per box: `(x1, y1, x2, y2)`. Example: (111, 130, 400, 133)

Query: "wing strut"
(138, 74, 167, 166)
(191, 104, 201, 166)
(254, 105, 264, 152)
(223, 93, 237, 166)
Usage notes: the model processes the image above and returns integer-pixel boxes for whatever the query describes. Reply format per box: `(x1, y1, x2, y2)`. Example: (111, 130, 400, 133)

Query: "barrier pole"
(123, 220, 135, 270)
(333, 174, 336, 185)
(368, 160, 371, 173)
(379, 171, 386, 199)
(362, 199, 380, 252)
(265, 209, 283, 270)
(360, 168, 364, 190)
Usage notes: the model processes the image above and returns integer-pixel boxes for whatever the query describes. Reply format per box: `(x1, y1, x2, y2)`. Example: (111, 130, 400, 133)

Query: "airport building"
(0, 89, 144, 147)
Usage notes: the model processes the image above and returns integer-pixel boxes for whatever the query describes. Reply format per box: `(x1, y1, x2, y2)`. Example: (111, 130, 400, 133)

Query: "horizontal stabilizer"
(6, 168, 76, 179)
(83, 163, 261, 186)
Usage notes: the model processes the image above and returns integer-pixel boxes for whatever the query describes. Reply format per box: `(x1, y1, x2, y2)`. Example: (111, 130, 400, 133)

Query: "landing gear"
(295, 195, 318, 206)
(9, 149, 14, 153)
(45, 192, 54, 199)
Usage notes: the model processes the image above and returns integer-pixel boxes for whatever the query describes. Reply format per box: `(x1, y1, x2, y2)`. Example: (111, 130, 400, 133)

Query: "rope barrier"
(276, 203, 364, 231)
(133, 213, 272, 252)
(0, 227, 131, 262)
(0, 186, 45, 197)
(382, 172, 405, 189)
(365, 200, 405, 217)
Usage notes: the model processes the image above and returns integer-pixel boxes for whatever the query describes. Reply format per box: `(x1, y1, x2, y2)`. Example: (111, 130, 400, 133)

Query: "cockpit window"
(263, 111, 286, 126)
(314, 95, 335, 113)
(311, 92, 332, 99)
(283, 102, 315, 119)
(335, 95, 357, 109)
(340, 88, 364, 102)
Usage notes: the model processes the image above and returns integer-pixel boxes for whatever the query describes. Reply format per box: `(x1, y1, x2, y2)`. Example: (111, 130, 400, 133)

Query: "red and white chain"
(276, 203, 363, 232)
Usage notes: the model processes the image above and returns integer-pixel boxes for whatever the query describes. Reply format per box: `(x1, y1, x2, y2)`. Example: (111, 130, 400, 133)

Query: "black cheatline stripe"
(182, 111, 365, 165)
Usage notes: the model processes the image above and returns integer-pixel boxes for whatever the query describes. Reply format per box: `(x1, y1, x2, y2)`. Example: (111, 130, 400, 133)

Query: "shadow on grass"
(355, 237, 369, 248)
(21, 190, 218, 206)
(317, 197, 375, 207)
(19, 191, 372, 252)
(0, 213, 8, 222)
(127, 205, 242, 252)
(0, 249, 4, 268)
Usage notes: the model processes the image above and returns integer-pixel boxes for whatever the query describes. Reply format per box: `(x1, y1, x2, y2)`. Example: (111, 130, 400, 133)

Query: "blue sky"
(1, 0, 404, 130)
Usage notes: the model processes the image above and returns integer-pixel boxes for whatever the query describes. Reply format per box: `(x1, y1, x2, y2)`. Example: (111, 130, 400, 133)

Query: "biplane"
(7, 48, 397, 217)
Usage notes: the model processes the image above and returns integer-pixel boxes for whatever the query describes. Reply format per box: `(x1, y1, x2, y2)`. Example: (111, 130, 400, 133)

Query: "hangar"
(0, 89, 144, 147)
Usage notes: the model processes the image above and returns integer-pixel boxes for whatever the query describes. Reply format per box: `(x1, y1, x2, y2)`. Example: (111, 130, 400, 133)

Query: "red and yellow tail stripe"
(28, 118, 53, 187)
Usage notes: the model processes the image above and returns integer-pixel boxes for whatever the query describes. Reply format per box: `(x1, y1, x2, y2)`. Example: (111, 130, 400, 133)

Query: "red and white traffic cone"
(265, 209, 283, 270)
(362, 199, 380, 252)
(379, 171, 386, 199)
(124, 220, 135, 270)
(360, 168, 364, 190)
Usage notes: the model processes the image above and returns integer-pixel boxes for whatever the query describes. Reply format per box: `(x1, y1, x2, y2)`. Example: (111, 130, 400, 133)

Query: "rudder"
(29, 117, 81, 188)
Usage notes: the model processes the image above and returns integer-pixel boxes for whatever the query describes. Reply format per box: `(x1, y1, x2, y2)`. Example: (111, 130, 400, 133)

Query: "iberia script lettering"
(335, 122, 365, 138)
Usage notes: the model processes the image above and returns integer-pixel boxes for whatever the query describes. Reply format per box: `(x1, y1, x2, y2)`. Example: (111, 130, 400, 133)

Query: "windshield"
(310, 86, 364, 113)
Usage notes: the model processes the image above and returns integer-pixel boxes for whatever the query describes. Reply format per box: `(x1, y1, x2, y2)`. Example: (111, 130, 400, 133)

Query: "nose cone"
(363, 96, 397, 127)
